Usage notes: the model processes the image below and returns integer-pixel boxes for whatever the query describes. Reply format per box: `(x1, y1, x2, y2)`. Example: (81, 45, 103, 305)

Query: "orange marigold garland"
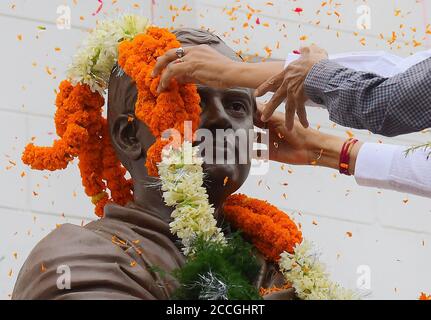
(21, 26, 201, 217)
(99, 119, 134, 214)
(22, 81, 132, 217)
(118, 27, 201, 176)
(22, 81, 93, 171)
(224, 194, 303, 262)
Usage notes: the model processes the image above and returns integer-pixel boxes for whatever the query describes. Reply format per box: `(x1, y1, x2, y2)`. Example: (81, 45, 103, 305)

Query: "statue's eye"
(227, 101, 247, 116)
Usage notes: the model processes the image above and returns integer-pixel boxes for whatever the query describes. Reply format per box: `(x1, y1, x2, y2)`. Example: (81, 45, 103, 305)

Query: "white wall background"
(0, 0, 430, 300)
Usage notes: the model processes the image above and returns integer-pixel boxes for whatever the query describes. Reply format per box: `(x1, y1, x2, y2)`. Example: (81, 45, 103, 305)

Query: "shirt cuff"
(354, 143, 401, 189)
(304, 59, 344, 105)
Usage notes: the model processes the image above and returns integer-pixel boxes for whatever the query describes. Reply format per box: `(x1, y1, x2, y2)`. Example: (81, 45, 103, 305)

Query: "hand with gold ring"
(152, 44, 287, 96)
(152, 44, 237, 93)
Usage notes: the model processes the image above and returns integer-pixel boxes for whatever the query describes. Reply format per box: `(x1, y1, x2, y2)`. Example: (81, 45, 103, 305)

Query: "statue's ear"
(111, 114, 142, 160)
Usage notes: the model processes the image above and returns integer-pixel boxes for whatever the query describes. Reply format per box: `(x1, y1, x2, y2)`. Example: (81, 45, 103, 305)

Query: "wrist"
(309, 133, 343, 169)
(308, 133, 363, 175)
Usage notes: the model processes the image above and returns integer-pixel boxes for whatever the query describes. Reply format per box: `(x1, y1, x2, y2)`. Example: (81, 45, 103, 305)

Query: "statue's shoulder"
(18, 222, 116, 267)
(12, 222, 124, 299)
(12, 217, 183, 300)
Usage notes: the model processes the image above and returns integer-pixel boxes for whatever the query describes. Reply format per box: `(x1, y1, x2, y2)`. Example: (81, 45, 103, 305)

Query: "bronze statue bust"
(12, 29, 294, 300)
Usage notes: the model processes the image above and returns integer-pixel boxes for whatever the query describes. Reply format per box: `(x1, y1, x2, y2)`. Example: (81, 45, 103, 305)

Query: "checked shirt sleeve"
(304, 58, 431, 137)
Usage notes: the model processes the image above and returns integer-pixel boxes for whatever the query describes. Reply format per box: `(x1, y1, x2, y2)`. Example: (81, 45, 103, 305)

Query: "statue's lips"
(193, 140, 238, 162)
(193, 139, 237, 152)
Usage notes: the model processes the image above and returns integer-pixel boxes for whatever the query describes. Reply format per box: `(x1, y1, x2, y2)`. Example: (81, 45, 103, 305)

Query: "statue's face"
(195, 85, 255, 201)
(130, 83, 255, 203)
(108, 29, 256, 205)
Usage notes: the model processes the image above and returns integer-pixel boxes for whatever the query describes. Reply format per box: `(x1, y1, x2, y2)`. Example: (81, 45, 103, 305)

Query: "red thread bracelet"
(339, 138, 358, 176)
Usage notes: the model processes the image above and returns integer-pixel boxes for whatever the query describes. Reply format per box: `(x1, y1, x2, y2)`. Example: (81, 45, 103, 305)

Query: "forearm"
(304, 58, 431, 136)
(310, 133, 362, 175)
(226, 61, 284, 89)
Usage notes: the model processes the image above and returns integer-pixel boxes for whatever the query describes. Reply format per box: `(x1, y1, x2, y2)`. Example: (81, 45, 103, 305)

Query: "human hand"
(152, 44, 237, 93)
(254, 102, 363, 174)
(254, 102, 322, 165)
(255, 45, 328, 131)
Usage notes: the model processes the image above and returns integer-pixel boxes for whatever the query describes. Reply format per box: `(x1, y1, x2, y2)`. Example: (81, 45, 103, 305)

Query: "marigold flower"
(224, 194, 303, 262)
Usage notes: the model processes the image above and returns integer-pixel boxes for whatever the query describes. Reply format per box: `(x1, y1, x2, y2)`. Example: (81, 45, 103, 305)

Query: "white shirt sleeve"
(354, 143, 431, 198)
(285, 49, 431, 75)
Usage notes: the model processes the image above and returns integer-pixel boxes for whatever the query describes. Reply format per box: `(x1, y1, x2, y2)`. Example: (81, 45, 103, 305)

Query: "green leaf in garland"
(172, 233, 262, 300)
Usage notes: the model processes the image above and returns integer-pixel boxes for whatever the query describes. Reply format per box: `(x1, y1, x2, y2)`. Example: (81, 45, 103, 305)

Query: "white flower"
(67, 15, 149, 94)
(158, 142, 226, 256)
(279, 240, 357, 300)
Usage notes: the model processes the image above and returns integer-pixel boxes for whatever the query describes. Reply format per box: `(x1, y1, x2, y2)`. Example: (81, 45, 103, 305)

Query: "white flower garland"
(279, 241, 357, 300)
(158, 142, 226, 256)
(67, 15, 149, 94)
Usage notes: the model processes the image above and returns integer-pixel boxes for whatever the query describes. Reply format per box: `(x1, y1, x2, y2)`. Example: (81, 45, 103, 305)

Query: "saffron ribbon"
(92, 0, 103, 16)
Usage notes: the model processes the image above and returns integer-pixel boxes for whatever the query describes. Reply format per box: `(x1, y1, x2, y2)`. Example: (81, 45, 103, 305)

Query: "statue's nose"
(200, 98, 232, 131)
